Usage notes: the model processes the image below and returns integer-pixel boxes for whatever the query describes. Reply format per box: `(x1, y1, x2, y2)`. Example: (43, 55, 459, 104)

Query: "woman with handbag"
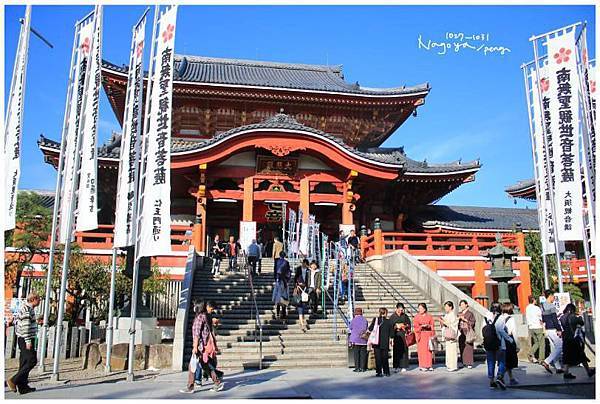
(181, 300, 224, 393)
(414, 302, 435, 371)
(438, 301, 459, 372)
(349, 307, 369, 372)
(368, 307, 394, 377)
(458, 299, 476, 369)
(389, 303, 411, 372)
(560, 303, 594, 379)
(292, 266, 309, 332)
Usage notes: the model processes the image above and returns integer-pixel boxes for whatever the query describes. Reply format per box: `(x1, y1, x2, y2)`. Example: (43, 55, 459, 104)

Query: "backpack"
(482, 314, 501, 351)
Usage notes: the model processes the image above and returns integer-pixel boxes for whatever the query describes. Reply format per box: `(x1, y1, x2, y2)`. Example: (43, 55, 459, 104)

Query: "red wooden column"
(300, 178, 310, 222)
(243, 177, 254, 222)
(515, 231, 531, 312)
(373, 218, 383, 256)
(473, 261, 487, 307)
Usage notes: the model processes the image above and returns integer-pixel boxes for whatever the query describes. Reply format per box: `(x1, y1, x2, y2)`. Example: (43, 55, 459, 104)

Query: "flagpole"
(127, 4, 159, 382)
(39, 12, 79, 373)
(106, 8, 146, 373)
(581, 213, 595, 316)
(521, 64, 550, 289)
(530, 36, 564, 293)
(51, 6, 100, 381)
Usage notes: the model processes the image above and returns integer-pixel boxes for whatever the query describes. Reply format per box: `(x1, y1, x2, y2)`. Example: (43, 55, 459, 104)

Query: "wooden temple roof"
(408, 204, 539, 232)
(505, 179, 536, 201)
(38, 114, 480, 177)
(103, 55, 430, 97)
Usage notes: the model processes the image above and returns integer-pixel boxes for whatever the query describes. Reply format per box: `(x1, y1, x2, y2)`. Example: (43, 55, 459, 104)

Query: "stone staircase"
(183, 257, 348, 370)
(183, 257, 485, 370)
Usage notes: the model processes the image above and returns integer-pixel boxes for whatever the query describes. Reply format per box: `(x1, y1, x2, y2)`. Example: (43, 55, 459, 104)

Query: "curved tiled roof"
(102, 55, 430, 97)
(410, 205, 539, 231)
(38, 114, 480, 175)
(505, 179, 536, 200)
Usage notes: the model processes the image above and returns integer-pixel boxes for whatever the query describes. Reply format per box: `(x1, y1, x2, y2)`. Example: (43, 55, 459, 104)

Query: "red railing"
(46, 224, 193, 253)
(362, 231, 523, 258)
(561, 258, 596, 282)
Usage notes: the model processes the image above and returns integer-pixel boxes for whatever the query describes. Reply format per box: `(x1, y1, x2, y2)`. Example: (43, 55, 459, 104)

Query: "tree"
(525, 232, 557, 298)
(33, 247, 169, 326)
(4, 191, 51, 297)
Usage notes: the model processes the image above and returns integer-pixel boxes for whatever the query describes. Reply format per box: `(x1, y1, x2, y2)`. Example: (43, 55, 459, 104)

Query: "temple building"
(27, 53, 552, 315)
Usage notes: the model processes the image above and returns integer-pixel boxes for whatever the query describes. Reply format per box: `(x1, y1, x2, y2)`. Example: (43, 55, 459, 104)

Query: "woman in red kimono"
(414, 302, 435, 371)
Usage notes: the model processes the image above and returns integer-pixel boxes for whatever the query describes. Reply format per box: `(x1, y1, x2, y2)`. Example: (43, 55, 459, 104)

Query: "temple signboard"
(256, 155, 298, 177)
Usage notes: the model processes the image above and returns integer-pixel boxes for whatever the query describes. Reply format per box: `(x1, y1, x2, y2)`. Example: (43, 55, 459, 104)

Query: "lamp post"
(483, 234, 518, 306)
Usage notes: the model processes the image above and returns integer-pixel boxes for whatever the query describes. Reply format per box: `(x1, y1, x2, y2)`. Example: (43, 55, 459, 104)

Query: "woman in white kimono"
(438, 301, 460, 371)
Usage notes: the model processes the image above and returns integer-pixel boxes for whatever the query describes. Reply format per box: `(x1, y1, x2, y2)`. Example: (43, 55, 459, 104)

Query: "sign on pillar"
(239, 221, 256, 252)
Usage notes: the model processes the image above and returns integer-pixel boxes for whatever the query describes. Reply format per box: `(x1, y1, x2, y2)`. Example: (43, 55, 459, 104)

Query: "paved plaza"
(4, 361, 595, 399)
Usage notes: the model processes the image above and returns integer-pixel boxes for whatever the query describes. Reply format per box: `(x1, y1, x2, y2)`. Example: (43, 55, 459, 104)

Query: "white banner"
(138, 6, 177, 257)
(299, 223, 310, 256)
(76, 7, 103, 232)
(59, 18, 94, 243)
(4, 6, 31, 231)
(114, 16, 146, 247)
(546, 30, 584, 241)
(590, 60, 597, 119)
(531, 66, 556, 254)
(239, 221, 256, 252)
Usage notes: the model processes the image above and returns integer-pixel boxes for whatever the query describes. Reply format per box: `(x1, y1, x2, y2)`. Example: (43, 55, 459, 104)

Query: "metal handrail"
(241, 251, 263, 370)
(324, 288, 350, 329)
(363, 264, 419, 315)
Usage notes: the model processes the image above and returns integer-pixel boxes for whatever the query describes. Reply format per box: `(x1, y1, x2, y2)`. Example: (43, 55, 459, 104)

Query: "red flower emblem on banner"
(136, 40, 144, 57)
(162, 24, 175, 43)
(582, 49, 588, 64)
(553, 47, 571, 64)
(591, 80, 596, 93)
(540, 78, 550, 93)
(80, 37, 90, 54)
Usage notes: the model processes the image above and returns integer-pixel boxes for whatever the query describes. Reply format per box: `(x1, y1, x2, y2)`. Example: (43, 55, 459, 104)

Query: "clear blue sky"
(4, 5, 595, 209)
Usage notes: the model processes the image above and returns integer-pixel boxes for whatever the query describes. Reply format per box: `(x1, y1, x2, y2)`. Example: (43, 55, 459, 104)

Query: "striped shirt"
(15, 302, 38, 344)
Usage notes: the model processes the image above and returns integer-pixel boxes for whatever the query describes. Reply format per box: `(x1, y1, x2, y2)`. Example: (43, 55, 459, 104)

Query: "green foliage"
(525, 232, 557, 298)
(5, 191, 52, 294)
(563, 283, 584, 303)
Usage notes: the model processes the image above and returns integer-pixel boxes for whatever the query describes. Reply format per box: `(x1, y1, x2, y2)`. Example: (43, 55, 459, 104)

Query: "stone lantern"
(482, 233, 518, 305)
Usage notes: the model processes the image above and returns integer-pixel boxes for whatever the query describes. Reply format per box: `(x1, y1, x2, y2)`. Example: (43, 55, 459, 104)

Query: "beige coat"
(272, 240, 284, 259)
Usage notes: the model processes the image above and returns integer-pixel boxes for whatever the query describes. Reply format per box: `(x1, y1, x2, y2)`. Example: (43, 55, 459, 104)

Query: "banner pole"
(581, 213, 595, 316)
(127, 4, 160, 382)
(104, 247, 118, 373)
(530, 36, 564, 293)
(51, 6, 101, 381)
(39, 11, 79, 372)
(521, 65, 550, 290)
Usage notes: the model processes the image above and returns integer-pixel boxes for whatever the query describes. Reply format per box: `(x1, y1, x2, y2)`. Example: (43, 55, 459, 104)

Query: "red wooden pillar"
(243, 177, 254, 222)
(373, 218, 383, 256)
(192, 164, 207, 253)
(473, 261, 487, 306)
(300, 178, 310, 223)
(515, 231, 531, 312)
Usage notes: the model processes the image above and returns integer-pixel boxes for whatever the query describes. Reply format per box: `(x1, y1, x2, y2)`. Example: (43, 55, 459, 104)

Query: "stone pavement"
(5, 362, 596, 399)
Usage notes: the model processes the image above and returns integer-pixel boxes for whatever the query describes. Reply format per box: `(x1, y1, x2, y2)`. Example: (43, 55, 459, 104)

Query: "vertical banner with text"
(546, 30, 584, 241)
(59, 17, 94, 243)
(114, 16, 146, 247)
(4, 6, 31, 230)
(531, 66, 556, 254)
(76, 7, 103, 232)
(138, 6, 177, 258)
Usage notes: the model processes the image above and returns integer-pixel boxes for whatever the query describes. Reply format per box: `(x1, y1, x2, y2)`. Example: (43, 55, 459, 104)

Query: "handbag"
(443, 326, 458, 341)
(189, 353, 199, 372)
(404, 331, 416, 347)
(300, 287, 309, 303)
(465, 328, 476, 344)
(367, 318, 380, 346)
(360, 330, 371, 340)
(279, 297, 290, 306)
(428, 336, 440, 352)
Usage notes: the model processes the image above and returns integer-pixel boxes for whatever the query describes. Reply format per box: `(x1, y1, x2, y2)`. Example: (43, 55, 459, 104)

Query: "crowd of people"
(348, 300, 477, 376)
(345, 290, 593, 390)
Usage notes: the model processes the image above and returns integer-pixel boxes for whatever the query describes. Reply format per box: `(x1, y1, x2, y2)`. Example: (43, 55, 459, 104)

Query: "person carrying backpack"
(483, 302, 507, 390)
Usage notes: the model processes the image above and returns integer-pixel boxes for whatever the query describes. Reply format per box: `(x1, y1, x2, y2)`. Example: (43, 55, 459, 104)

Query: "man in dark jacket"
(226, 236, 241, 273)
